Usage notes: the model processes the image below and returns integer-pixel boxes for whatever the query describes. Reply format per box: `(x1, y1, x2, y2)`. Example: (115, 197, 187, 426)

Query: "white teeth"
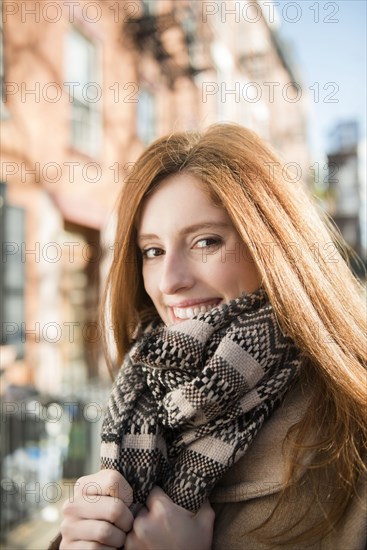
(173, 302, 219, 320)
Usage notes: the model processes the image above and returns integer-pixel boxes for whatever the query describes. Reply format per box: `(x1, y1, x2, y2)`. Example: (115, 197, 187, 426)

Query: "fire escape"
(124, 7, 208, 89)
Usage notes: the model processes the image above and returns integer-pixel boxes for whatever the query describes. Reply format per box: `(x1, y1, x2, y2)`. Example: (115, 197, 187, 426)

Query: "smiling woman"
(52, 124, 367, 550)
(137, 173, 261, 326)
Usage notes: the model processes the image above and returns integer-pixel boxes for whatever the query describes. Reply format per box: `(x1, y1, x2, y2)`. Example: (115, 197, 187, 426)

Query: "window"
(65, 28, 102, 157)
(137, 88, 156, 145)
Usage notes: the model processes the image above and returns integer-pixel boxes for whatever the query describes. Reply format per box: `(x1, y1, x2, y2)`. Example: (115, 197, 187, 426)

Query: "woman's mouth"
(170, 299, 222, 322)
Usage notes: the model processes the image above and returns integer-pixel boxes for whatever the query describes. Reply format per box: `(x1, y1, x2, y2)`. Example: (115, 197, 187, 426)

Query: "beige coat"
(50, 384, 366, 550)
(210, 384, 367, 549)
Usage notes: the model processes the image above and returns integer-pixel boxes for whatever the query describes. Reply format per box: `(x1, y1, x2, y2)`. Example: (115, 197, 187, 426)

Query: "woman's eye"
(195, 237, 221, 249)
(142, 247, 163, 259)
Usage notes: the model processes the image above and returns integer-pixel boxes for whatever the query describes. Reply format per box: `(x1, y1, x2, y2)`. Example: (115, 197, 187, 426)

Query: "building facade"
(1, 0, 309, 395)
(326, 121, 365, 273)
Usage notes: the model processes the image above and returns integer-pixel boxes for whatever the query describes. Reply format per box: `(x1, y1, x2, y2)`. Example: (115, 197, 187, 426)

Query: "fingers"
(60, 471, 135, 549)
(124, 491, 215, 550)
(74, 470, 133, 508)
(63, 495, 134, 533)
(61, 518, 126, 548)
(102, 470, 133, 508)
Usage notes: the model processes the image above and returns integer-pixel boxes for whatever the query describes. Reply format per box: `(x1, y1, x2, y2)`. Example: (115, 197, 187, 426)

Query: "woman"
(55, 124, 366, 549)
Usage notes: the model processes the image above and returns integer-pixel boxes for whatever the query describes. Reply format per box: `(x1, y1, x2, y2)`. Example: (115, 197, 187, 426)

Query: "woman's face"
(137, 173, 261, 326)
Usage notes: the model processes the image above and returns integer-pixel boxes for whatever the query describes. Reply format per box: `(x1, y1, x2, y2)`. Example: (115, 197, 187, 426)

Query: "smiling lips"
(171, 299, 222, 321)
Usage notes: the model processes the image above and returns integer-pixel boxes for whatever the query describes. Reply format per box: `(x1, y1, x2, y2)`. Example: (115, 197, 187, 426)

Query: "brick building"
(1, 0, 309, 396)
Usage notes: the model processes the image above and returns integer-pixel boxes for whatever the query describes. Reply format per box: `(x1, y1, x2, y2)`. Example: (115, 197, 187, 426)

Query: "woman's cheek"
(142, 267, 158, 299)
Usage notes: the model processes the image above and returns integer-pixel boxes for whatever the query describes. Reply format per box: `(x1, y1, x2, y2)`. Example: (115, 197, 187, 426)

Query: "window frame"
(64, 26, 102, 158)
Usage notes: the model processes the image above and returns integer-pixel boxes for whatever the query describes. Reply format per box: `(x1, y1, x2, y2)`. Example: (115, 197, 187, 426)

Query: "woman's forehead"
(137, 173, 231, 236)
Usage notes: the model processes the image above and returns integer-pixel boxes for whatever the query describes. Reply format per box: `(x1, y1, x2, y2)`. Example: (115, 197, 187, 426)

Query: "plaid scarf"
(100, 289, 302, 513)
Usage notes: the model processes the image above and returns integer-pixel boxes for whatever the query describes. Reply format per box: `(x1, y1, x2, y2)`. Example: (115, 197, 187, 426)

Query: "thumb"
(103, 470, 134, 507)
(146, 486, 195, 516)
(195, 500, 215, 525)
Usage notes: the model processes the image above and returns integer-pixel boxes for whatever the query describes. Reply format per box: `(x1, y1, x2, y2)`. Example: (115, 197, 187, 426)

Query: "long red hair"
(101, 124, 366, 543)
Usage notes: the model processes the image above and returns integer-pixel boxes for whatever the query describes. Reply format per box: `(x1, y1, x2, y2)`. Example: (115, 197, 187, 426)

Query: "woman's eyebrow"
(180, 222, 230, 235)
(137, 222, 230, 243)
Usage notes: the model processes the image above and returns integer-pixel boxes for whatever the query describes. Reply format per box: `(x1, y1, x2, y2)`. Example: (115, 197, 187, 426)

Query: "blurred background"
(0, 0, 366, 547)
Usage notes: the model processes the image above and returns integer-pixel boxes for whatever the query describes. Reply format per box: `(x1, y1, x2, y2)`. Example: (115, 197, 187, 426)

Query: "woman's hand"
(60, 469, 134, 549)
(125, 487, 215, 550)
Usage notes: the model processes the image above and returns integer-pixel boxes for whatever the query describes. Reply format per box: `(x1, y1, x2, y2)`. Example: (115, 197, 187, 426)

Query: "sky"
(276, 0, 366, 161)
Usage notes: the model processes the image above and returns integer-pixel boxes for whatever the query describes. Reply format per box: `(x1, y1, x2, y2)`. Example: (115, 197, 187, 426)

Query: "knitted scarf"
(100, 289, 302, 513)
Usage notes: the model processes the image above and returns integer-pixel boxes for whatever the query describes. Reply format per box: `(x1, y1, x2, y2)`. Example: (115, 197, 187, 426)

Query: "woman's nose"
(159, 252, 195, 295)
